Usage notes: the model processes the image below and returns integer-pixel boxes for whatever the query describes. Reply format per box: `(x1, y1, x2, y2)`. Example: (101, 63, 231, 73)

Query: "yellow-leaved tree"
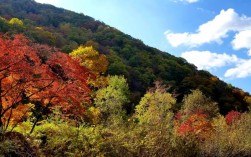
(70, 46, 109, 88)
(135, 83, 175, 126)
(133, 81, 176, 156)
(8, 18, 23, 26)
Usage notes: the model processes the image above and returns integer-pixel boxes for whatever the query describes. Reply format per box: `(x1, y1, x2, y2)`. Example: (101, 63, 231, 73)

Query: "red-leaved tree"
(0, 34, 92, 133)
(225, 110, 241, 125)
(177, 113, 212, 138)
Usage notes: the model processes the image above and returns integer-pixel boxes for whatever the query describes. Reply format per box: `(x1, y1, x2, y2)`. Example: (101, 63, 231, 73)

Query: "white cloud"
(225, 59, 251, 78)
(181, 50, 240, 70)
(165, 8, 251, 47)
(171, 8, 251, 79)
(232, 30, 251, 56)
(181, 50, 251, 79)
(164, 31, 189, 47)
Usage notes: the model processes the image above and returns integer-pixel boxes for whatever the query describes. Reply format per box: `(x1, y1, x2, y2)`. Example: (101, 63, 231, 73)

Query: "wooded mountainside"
(0, 1, 251, 156)
(0, 0, 249, 114)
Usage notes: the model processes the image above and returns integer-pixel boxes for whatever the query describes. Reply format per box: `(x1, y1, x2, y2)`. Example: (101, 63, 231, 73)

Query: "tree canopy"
(0, 34, 92, 132)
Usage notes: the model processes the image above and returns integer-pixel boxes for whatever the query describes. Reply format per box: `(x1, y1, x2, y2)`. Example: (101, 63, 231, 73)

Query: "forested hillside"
(0, 0, 249, 114)
(0, 0, 251, 156)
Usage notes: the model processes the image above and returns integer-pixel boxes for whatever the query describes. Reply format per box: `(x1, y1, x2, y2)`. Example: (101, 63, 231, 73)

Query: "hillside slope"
(0, 0, 249, 114)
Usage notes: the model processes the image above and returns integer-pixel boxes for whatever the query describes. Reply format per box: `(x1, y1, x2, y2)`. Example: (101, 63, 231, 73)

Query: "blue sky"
(35, 0, 251, 93)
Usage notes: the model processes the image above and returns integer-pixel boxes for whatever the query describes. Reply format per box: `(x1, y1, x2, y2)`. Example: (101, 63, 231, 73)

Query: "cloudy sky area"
(35, 0, 251, 93)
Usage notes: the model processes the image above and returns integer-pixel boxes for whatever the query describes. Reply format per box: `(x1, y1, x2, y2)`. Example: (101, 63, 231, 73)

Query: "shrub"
(200, 114, 251, 156)
(182, 89, 219, 119)
(225, 110, 241, 125)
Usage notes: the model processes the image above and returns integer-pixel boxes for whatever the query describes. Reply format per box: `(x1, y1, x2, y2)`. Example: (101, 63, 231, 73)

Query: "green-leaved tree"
(94, 75, 129, 124)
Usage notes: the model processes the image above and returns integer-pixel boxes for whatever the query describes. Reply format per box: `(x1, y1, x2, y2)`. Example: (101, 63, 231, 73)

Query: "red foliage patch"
(177, 113, 211, 137)
(225, 110, 241, 125)
(0, 34, 93, 129)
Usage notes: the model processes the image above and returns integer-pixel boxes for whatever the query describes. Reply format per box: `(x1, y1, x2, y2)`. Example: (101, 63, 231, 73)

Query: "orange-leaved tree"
(0, 34, 92, 133)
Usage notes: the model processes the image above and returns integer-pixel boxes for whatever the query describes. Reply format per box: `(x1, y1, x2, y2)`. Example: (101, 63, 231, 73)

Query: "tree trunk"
(30, 117, 39, 134)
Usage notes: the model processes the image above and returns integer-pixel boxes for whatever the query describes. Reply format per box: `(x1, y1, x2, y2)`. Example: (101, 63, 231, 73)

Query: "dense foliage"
(0, 0, 250, 114)
(0, 1, 250, 156)
(1, 78, 250, 156)
(0, 34, 250, 157)
(0, 35, 92, 133)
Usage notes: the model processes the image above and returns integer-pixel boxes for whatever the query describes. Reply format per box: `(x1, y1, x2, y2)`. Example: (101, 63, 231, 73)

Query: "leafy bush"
(1, 132, 37, 157)
(225, 110, 241, 125)
(182, 89, 219, 119)
(135, 82, 175, 126)
(200, 114, 251, 157)
(95, 75, 130, 124)
(0, 139, 15, 156)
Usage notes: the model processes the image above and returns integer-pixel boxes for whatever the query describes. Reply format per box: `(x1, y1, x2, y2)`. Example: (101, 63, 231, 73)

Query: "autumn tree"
(0, 34, 45, 132)
(177, 113, 212, 138)
(0, 35, 92, 133)
(200, 114, 251, 156)
(8, 18, 23, 26)
(94, 75, 129, 124)
(70, 46, 109, 88)
(29, 44, 94, 132)
(132, 82, 176, 155)
(135, 81, 175, 126)
(8, 18, 24, 33)
(225, 111, 241, 125)
(175, 90, 218, 135)
(44, 52, 93, 118)
(181, 89, 219, 119)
